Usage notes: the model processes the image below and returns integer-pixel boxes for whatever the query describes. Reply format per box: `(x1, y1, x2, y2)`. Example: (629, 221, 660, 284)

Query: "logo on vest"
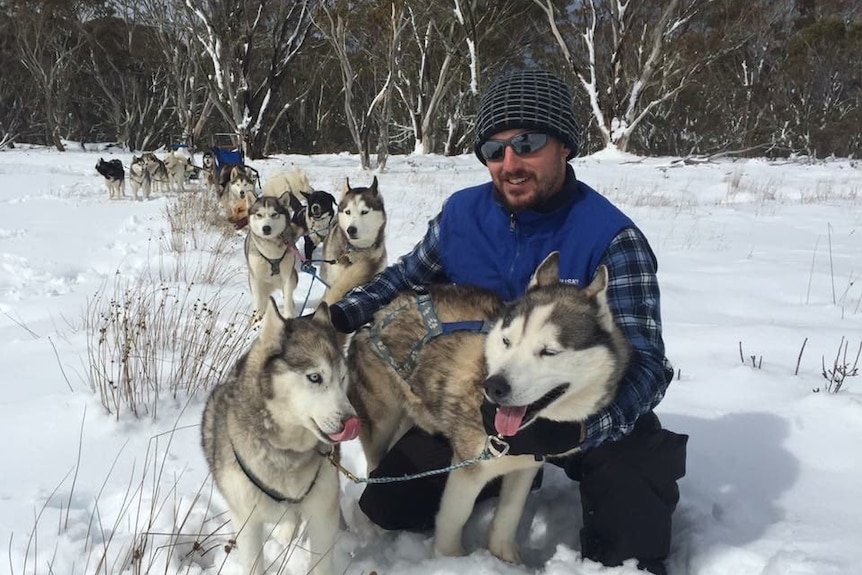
(560, 278, 580, 286)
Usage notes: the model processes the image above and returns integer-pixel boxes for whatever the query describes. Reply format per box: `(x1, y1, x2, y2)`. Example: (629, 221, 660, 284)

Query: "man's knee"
(567, 412, 689, 566)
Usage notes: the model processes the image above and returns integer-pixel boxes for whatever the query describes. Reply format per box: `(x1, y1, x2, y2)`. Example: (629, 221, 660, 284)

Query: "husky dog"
(245, 193, 299, 319)
(289, 190, 338, 262)
(348, 252, 631, 563)
(201, 298, 361, 575)
(220, 166, 258, 228)
(95, 158, 125, 200)
(142, 152, 170, 194)
(320, 177, 387, 306)
(128, 155, 151, 201)
(163, 150, 193, 193)
(201, 151, 218, 193)
(262, 168, 314, 205)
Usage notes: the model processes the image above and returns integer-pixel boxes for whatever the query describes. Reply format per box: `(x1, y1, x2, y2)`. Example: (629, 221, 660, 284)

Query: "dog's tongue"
(328, 416, 361, 442)
(495, 406, 527, 437)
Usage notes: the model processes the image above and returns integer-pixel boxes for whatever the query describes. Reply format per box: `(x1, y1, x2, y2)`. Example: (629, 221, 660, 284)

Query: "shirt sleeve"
(328, 213, 448, 331)
(580, 227, 674, 449)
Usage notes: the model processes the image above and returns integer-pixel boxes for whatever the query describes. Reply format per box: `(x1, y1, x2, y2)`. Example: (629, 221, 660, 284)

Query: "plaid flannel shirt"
(332, 213, 672, 450)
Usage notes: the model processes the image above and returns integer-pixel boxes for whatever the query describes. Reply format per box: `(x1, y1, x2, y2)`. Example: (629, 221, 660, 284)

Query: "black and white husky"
(95, 158, 125, 200)
(348, 252, 631, 563)
(289, 190, 338, 263)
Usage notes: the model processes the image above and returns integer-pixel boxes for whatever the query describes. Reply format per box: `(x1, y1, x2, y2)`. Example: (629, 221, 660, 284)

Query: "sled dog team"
(95, 151, 194, 200)
(199, 168, 631, 575)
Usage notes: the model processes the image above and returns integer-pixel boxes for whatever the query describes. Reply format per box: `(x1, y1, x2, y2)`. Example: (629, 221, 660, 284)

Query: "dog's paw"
(433, 537, 466, 558)
(488, 540, 520, 564)
(273, 513, 301, 545)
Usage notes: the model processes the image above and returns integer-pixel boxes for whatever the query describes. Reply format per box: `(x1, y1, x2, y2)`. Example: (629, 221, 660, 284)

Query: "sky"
(1, 145, 861, 575)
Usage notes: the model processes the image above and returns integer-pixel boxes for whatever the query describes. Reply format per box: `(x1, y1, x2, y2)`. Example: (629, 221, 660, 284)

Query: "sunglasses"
(480, 132, 550, 162)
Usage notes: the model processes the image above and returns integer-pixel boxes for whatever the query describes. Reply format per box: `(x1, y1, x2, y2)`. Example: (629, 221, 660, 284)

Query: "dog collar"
(231, 443, 322, 504)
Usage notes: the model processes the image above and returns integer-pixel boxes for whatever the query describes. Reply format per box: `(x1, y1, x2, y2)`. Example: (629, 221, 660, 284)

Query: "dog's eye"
(539, 347, 559, 357)
(307, 373, 322, 384)
(502, 336, 511, 348)
(361, 209, 369, 215)
(344, 209, 351, 215)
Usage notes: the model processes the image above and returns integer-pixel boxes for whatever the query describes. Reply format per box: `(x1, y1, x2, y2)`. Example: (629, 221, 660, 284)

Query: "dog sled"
(209, 133, 260, 187)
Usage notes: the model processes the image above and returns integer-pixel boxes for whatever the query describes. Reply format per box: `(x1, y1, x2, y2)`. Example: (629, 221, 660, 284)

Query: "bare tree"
(137, 0, 215, 151)
(182, 0, 315, 159)
(393, 0, 533, 155)
(79, 12, 176, 151)
(313, 1, 374, 168)
(12, 1, 89, 151)
(535, 0, 722, 152)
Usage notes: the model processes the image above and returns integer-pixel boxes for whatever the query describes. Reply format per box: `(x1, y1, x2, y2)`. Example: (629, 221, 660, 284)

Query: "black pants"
(358, 412, 687, 571)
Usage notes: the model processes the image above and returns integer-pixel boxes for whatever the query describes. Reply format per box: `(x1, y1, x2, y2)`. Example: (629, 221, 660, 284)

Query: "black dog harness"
(367, 292, 494, 380)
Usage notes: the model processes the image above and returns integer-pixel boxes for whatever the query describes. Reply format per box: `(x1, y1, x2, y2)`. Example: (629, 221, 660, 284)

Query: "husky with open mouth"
(201, 299, 361, 575)
(347, 252, 630, 563)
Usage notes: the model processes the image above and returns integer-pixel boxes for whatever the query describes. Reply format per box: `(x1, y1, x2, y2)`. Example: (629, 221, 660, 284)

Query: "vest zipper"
(508, 212, 520, 300)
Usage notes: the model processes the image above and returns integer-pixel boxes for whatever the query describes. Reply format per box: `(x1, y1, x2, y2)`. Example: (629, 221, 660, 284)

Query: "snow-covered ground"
(1, 146, 860, 575)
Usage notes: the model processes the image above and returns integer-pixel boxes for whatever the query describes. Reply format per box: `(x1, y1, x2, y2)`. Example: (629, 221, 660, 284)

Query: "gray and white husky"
(128, 155, 151, 201)
(142, 152, 169, 194)
(320, 176, 387, 306)
(201, 298, 361, 575)
(163, 150, 193, 193)
(245, 193, 299, 320)
(348, 252, 631, 563)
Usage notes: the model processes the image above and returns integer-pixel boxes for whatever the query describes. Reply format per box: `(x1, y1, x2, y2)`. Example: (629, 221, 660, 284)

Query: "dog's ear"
(528, 251, 561, 290)
(308, 301, 331, 327)
(301, 190, 312, 202)
(584, 265, 615, 332)
(322, 191, 337, 208)
(230, 166, 241, 181)
(341, 178, 351, 199)
(260, 296, 286, 339)
(284, 191, 303, 214)
(583, 265, 608, 297)
(369, 175, 379, 195)
(245, 190, 257, 210)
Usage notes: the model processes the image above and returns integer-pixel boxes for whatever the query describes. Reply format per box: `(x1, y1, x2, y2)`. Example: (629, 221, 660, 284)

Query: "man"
(329, 69, 688, 575)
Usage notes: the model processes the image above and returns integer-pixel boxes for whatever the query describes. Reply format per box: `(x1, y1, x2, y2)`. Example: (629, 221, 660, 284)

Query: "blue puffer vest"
(438, 176, 637, 301)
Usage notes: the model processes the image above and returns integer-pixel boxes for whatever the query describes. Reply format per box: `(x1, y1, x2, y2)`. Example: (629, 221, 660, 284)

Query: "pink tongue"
(495, 406, 527, 437)
(328, 416, 361, 442)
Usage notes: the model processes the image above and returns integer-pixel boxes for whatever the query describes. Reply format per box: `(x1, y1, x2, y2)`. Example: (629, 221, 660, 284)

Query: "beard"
(493, 166, 565, 212)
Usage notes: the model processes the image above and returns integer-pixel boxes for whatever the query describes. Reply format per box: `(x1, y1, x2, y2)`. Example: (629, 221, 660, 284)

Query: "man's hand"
(480, 399, 584, 458)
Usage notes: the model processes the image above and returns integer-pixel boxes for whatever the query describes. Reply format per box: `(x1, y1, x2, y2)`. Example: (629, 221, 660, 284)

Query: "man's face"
(483, 129, 570, 212)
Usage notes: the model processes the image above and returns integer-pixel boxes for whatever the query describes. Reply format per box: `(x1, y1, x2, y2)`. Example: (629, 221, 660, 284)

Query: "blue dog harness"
(367, 292, 494, 380)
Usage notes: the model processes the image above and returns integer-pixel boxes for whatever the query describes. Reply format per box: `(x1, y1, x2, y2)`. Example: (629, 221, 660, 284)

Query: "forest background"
(1, 0, 860, 167)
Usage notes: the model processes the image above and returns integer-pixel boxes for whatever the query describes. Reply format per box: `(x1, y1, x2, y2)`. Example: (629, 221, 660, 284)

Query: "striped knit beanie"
(474, 69, 580, 164)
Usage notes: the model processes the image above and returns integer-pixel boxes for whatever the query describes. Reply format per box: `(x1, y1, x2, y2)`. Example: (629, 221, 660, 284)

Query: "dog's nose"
(311, 205, 321, 216)
(239, 191, 245, 198)
(347, 225, 357, 236)
(262, 225, 271, 235)
(483, 374, 510, 403)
